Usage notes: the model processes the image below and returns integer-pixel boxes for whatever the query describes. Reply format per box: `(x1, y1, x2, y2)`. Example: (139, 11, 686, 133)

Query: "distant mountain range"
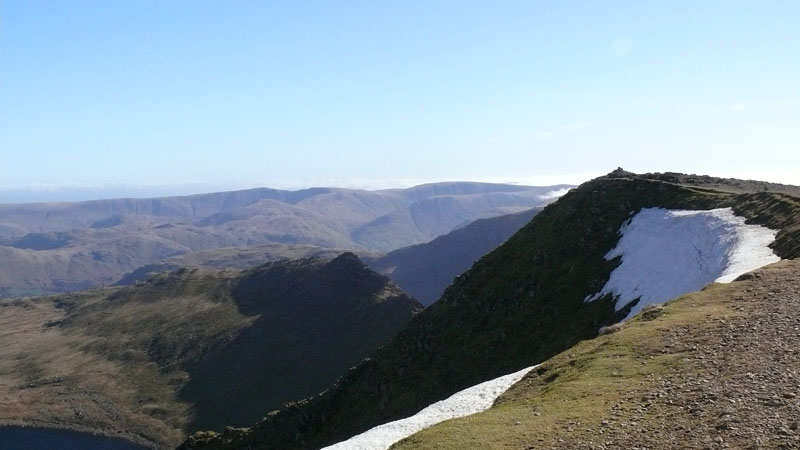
(113, 243, 349, 286)
(6, 171, 798, 450)
(0, 182, 569, 298)
(114, 207, 544, 308)
(178, 170, 800, 450)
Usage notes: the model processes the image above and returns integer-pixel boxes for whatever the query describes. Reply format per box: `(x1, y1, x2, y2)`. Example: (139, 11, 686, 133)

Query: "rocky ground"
(537, 260, 800, 450)
(392, 259, 800, 450)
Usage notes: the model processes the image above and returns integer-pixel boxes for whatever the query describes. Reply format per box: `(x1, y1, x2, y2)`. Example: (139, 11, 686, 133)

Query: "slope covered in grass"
(179, 171, 800, 450)
(393, 259, 800, 449)
(0, 254, 420, 449)
(115, 243, 348, 286)
(322, 366, 534, 450)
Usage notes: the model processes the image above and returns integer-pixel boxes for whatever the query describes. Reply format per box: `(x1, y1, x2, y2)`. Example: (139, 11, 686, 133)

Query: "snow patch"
(586, 207, 779, 320)
(320, 365, 535, 450)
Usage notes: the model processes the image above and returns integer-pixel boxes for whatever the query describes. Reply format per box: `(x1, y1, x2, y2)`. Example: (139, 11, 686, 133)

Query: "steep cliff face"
(178, 171, 800, 450)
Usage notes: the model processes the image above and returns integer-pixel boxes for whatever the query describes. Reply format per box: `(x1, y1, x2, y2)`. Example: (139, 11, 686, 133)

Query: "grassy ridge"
(393, 259, 800, 449)
(180, 172, 800, 450)
(0, 255, 420, 449)
(391, 287, 731, 449)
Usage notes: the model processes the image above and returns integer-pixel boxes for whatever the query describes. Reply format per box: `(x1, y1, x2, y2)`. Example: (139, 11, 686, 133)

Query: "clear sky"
(1, 1, 799, 202)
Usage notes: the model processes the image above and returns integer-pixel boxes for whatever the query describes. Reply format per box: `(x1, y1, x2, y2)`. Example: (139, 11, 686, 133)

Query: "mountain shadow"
(365, 207, 543, 305)
(0, 253, 420, 449)
(180, 253, 422, 431)
(178, 170, 800, 450)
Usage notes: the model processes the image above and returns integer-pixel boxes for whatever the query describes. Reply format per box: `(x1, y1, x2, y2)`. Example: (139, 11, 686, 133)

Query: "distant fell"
(365, 207, 543, 305)
(114, 243, 348, 286)
(0, 182, 568, 298)
(115, 207, 545, 308)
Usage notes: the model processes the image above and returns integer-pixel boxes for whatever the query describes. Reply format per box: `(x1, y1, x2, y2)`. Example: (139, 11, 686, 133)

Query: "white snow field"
(320, 365, 536, 450)
(586, 207, 780, 320)
(322, 207, 778, 450)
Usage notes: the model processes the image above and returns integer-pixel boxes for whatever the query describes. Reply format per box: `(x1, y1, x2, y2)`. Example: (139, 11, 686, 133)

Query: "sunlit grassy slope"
(0, 254, 421, 449)
(393, 259, 800, 449)
(179, 170, 800, 450)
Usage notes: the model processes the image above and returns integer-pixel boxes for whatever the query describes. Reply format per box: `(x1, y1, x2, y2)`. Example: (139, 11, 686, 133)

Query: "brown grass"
(0, 280, 252, 449)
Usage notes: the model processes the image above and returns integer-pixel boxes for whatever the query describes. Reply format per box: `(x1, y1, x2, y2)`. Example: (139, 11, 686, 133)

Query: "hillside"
(0, 182, 567, 298)
(178, 170, 800, 450)
(114, 243, 348, 286)
(0, 254, 421, 449)
(116, 207, 542, 307)
(364, 207, 542, 305)
(392, 259, 800, 449)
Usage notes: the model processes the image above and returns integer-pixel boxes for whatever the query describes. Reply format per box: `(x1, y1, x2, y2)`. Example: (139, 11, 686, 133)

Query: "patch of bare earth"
(0, 296, 192, 449)
(541, 260, 800, 450)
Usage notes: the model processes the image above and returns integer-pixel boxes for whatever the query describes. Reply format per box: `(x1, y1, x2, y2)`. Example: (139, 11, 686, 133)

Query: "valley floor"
(394, 259, 800, 449)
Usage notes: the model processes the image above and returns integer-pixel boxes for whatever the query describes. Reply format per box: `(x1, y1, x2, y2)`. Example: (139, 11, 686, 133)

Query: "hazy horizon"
(0, 174, 590, 203)
(4, 166, 800, 204)
(2, 1, 798, 202)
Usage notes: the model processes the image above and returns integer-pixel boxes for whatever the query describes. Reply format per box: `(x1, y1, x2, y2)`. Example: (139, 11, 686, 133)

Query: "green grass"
(2, 257, 422, 449)
(184, 173, 800, 450)
(391, 284, 742, 450)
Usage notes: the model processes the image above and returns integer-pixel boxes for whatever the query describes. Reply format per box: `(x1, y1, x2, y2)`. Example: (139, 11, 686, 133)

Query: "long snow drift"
(587, 207, 779, 320)
(320, 365, 535, 450)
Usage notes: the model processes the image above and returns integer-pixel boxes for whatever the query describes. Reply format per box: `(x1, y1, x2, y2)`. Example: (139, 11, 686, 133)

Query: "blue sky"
(1, 1, 798, 202)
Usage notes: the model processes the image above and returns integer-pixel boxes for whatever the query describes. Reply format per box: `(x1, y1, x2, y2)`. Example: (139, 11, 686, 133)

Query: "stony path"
(572, 260, 800, 450)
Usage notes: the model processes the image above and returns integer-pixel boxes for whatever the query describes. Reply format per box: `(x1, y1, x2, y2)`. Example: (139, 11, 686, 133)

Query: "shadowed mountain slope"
(350, 190, 556, 251)
(364, 207, 543, 305)
(0, 254, 420, 449)
(178, 170, 800, 450)
(392, 259, 800, 449)
(116, 208, 543, 308)
(181, 253, 421, 431)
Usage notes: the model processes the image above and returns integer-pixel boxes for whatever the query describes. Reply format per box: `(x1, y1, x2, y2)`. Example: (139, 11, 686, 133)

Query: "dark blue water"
(0, 427, 151, 450)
